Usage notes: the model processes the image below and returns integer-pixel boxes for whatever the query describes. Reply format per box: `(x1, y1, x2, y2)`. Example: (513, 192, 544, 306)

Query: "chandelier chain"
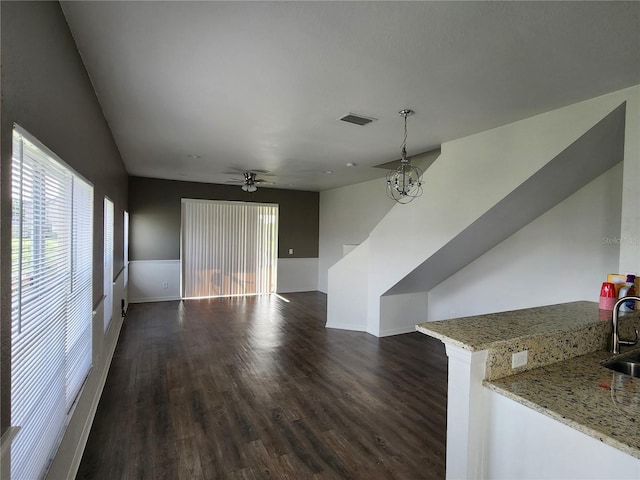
(402, 113, 408, 156)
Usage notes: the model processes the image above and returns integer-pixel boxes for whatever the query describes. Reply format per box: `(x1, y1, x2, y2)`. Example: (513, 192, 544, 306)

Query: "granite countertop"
(416, 301, 630, 379)
(415, 301, 640, 459)
(486, 348, 640, 459)
(415, 301, 606, 352)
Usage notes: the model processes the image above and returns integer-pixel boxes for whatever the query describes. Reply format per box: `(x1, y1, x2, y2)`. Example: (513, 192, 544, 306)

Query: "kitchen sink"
(604, 360, 640, 378)
(622, 352, 640, 363)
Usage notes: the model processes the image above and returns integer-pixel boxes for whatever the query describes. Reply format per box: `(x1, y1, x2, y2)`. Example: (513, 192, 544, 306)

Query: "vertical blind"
(103, 197, 114, 331)
(11, 127, 93, 480)
(182, 199, 278, 298)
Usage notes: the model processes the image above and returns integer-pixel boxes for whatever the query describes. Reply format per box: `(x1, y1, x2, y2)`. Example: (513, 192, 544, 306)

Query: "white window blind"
(182, 199, 278, 298)
(103, 197, 114, 331)
(67, 177, 94, 402)
(11, 127, 93, 480)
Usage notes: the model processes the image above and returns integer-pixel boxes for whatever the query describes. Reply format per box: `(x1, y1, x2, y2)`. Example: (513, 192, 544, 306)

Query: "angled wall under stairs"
(328, 87, 637, 337)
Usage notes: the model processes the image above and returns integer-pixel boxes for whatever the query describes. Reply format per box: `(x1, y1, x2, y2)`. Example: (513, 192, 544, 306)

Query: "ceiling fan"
(225, 170, 274, 192)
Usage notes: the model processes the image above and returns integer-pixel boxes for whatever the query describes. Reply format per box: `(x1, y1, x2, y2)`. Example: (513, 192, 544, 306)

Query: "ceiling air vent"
(339, 113, 377, 126)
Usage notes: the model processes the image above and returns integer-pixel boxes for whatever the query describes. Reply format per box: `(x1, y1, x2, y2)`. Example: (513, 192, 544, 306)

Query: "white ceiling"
(60, 1, 640, 192)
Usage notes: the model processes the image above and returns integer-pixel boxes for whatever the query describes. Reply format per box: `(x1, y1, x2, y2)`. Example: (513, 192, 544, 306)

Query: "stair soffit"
(384, 102, 627, 296)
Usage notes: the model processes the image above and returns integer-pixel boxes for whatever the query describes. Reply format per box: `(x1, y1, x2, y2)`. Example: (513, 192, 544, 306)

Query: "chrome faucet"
(611, 296, 640, 354)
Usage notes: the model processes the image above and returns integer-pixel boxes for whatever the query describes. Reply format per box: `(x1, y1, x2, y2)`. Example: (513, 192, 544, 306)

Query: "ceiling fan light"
(240, 171, 259, 192)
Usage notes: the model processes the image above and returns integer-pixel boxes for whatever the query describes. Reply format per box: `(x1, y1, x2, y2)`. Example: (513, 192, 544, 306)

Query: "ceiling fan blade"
(225, 167, 271, 175)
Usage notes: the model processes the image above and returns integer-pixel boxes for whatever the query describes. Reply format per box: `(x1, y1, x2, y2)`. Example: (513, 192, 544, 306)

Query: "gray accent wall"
(129, 176, 319, 261)
(1, 1, 128, 433)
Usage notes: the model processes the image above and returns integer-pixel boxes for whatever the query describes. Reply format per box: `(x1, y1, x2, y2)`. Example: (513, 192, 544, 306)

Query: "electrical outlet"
(288, 248, 294, 255)
(162, 281, 168, 289)
(512, 350, 528, 369)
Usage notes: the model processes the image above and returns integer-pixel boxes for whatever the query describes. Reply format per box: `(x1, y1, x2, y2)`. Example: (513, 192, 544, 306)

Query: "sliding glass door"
(181, 199, 278, 298)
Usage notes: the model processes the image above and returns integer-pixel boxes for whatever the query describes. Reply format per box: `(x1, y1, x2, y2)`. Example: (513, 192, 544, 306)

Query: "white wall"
(327, 239, 370, 331)
(484, 389, 640, 479)
(129, 260, 181, 303)
(318, 176, 394, 293)
(428, 163, 623, 320)
(324, 85, 639, 335)
(277, 258, 318, 293)
(379, 291, 428, 336)
(367, 91, 630, 309)
(129, 258, 318, 303)
(618, 86, 640, 275)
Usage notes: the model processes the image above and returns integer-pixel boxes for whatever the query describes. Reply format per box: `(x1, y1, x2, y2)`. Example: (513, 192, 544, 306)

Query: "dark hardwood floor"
(76, 292, 447, 480)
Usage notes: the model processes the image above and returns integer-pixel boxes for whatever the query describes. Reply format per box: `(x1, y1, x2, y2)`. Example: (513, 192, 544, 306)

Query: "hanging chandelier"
(386, 109, 423, 204)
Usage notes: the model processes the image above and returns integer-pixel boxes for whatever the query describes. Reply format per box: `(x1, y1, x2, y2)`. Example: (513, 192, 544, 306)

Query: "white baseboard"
(326, 323, 414, 337)
(325, 322, 366, 332)
(377, 325, 417, 337)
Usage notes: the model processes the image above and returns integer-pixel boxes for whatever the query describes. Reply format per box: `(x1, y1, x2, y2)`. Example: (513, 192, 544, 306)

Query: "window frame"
(103, 197, 114, 332)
